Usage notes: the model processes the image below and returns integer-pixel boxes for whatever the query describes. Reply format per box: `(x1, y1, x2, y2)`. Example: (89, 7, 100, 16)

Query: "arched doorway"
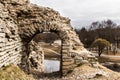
(15, 4, 84, 76)
(19, 23, 76, 76)
(18, 19, 84, 76)
(33, 32, 62, 75)
(4, 0, 95, 77)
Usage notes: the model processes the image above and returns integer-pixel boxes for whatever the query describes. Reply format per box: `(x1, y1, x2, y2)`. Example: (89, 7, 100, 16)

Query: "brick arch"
(0, 0, 97, 77)
(10, 3, 87, 75)
(19, 20, 83, 75)
(19, 21, 68, 42)
(3, 1, 94, 75)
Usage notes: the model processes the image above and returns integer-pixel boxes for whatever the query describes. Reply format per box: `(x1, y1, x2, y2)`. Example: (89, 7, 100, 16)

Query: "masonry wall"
(0, 0, 97, 75)
(0, 19, 23, 67)
(0, 17, 44, 72)
(0, 2, 44, 71)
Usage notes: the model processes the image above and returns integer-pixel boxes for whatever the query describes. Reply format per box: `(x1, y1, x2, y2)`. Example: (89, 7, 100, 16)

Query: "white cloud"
(30, 0, 120, 28)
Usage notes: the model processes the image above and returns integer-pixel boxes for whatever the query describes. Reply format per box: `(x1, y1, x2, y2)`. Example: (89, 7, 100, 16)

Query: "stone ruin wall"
(0, 0, 45, 71)
(0, 22, 22, 67)
(0, 0, 97, 75)
(0, 4, 22, 67)
(0, 17, 44, 74)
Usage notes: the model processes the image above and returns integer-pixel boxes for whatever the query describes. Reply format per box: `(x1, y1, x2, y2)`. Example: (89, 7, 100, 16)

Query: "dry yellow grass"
(43, 48, 60, 59)
(40, 43, 61, 59)
(0, 64, 34, 80)
(97, 56, 120, 63)
(41, 44, 61, 53)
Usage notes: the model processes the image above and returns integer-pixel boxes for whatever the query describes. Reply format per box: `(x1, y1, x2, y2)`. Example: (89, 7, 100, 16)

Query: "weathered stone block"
(63, 60, 74, 66)
(0, 33, 5, 37)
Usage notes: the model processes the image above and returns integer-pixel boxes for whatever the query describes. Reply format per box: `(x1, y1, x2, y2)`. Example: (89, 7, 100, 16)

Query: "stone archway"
(1, 0, 96, 76)
(12, 5, 85, 76)
(18, 20, 83, 76)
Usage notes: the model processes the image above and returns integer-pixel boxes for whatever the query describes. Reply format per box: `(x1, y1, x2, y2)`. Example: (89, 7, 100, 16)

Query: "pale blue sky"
(30, 0, 120, 28)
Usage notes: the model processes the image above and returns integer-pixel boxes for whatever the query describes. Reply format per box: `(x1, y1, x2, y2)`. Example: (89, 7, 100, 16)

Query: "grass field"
(39, 42, 61, 59)
(97, 56, 120, 63)
(0, 64, 34, 80)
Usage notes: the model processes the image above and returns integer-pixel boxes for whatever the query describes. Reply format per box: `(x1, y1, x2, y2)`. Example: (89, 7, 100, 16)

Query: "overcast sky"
(30, 0, 120, 29)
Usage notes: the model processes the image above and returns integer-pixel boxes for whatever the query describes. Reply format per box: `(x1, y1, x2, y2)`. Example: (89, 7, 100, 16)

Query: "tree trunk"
(98, 46, 103, 57)
(98, 52, 102, 57)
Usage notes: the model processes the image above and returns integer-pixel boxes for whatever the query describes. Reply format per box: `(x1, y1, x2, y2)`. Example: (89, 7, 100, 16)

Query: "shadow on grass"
(96, 56, 120, 63)
(97, 56, 120, 72)
(30, 71, 61, 79)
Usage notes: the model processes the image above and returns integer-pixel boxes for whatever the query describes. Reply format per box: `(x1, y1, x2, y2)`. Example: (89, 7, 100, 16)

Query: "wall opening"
(33, 32, 62, 77)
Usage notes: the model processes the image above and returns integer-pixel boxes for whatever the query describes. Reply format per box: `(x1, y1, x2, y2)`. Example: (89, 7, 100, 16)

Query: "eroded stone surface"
(28, 40, 44, 73)
(0, 0, 97, 75)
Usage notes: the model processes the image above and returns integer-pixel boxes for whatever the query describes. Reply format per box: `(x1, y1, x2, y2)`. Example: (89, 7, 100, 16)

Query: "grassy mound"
(0, 64, 34, 80)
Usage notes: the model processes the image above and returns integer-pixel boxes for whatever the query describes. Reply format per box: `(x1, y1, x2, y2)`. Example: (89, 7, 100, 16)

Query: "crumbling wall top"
(0, 0, 29, 5)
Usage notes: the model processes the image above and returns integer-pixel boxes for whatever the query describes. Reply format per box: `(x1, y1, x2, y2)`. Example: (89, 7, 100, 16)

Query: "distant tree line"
(75, 19, 120, 48)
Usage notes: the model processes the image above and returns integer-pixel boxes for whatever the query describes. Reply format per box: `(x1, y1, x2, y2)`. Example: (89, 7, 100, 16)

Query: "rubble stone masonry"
(0, 0, 97, 75)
